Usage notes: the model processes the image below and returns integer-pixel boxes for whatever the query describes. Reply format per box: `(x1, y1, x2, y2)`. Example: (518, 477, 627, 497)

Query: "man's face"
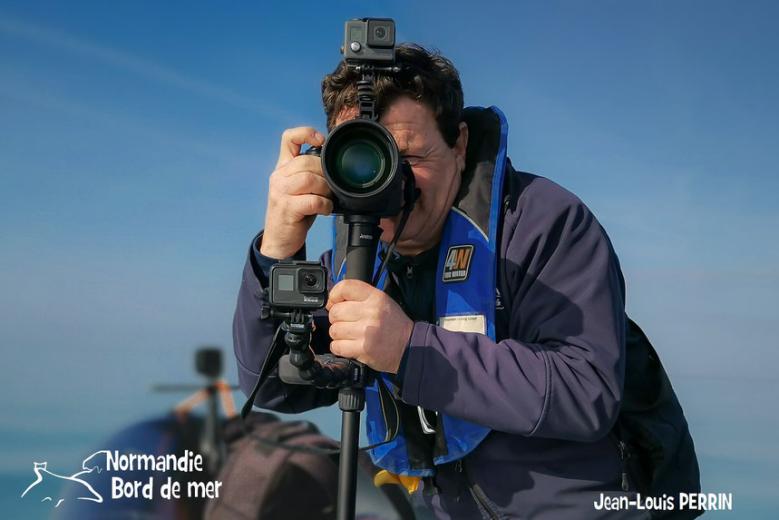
(334, 96, 468, 256)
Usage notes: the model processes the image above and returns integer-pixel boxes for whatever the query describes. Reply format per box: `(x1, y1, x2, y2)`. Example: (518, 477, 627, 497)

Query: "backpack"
(205, 412, 339, 520)
(616, 319, 702, 501)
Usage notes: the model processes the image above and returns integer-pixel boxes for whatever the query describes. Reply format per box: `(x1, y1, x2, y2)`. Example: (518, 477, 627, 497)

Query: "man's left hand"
(326, 279, 413, 374)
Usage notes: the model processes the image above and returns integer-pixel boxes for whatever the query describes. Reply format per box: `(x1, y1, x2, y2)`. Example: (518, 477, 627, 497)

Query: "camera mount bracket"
(351, 65, 401, 121)
(272, 308, 372, 390)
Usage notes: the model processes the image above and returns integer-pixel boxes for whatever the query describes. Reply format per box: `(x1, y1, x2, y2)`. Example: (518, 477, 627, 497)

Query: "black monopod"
(252, 18, 415, 520)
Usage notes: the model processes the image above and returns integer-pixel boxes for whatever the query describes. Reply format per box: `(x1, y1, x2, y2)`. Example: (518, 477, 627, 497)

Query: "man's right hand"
(260, 127, 333, 259)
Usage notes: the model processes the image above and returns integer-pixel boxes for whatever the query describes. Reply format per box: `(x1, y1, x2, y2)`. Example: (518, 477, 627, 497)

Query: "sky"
(1, 0, 778, 516)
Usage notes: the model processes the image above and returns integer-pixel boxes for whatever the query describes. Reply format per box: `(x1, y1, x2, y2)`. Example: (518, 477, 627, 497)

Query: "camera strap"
(240, 325, 285, 422)
(372, 163, 420, 286)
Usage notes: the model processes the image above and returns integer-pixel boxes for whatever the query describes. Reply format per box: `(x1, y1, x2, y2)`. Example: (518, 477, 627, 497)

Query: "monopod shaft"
(337, 394, 362, 520)
(336, 215, 380, 520)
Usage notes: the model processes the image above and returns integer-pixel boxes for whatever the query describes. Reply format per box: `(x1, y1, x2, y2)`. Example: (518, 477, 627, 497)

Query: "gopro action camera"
(268, 261, 327, 310)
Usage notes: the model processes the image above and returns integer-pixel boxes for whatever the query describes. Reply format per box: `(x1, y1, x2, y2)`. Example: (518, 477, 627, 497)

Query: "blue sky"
(1, 1, 778, 515)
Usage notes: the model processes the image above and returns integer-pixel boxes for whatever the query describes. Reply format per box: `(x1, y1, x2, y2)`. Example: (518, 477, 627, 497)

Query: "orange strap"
(373, 469, 421, 494)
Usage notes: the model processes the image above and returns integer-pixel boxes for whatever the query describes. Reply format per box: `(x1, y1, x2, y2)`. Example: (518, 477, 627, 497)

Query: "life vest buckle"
(417, 406, 437, 434)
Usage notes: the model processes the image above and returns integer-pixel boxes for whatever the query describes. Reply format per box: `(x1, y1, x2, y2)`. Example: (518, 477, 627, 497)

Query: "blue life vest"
(330, 106, 509, 476)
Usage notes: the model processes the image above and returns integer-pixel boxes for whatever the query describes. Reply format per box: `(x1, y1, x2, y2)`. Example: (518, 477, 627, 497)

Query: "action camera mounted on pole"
(257, 18, 416, 520)
(265, 261, 370, 391)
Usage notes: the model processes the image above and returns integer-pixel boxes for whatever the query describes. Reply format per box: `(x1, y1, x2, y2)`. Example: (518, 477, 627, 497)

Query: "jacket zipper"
(609, 432, 630, 492)
(618, 440, 630, 492)
(455, 459, 501, 520)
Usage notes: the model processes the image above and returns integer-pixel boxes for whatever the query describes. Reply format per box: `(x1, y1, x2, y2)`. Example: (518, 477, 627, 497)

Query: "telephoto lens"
(321, 118, 404, 216)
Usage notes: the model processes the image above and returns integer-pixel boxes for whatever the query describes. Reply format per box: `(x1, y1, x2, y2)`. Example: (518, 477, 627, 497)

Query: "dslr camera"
(267, 261, 327, 310)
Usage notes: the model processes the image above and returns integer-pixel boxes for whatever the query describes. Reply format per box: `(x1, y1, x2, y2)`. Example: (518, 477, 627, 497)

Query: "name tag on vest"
(438, 314, 487, 335)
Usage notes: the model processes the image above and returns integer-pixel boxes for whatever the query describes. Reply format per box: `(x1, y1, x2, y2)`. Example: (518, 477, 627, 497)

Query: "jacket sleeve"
(399, 186, 626, 442)
(233, 232, 338, 413)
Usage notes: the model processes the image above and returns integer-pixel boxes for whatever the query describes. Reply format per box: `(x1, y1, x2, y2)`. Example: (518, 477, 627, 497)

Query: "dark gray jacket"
(233, 120, 700, 519)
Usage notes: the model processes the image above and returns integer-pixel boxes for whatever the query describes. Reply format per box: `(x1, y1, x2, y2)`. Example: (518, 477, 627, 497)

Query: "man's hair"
(321, 44, 464, 147)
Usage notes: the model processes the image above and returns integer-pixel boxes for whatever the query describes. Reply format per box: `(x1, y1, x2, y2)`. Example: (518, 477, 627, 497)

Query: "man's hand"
(260, 127, 332, 259)
(326, 279, 413, 374)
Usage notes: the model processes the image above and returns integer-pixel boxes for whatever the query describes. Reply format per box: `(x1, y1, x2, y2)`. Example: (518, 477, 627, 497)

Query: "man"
(234, 44, 700, 519)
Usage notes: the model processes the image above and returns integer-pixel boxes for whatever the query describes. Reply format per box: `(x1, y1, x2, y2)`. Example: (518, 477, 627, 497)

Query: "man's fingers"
(328, 321, 364, 340)
(277, 127, 325, 168)
(285, 171, 331, 197)
(289, 194, 333, 218)
(328, 301, 364, 323)
(326, 279, 375, 309)
(276, 154, 322, 177)
(330, 339, 360, 359)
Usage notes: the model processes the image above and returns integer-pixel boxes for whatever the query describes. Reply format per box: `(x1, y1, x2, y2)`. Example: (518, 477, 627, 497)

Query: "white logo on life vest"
(442, 245, 474, 282)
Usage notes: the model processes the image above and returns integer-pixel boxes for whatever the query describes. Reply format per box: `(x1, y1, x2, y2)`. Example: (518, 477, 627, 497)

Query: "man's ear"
(454, 121, 469, 172)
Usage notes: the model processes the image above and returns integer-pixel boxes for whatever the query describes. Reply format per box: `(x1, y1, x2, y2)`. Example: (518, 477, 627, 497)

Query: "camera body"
(343, 18, 396, 64)
(268, 261, 327, 310)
